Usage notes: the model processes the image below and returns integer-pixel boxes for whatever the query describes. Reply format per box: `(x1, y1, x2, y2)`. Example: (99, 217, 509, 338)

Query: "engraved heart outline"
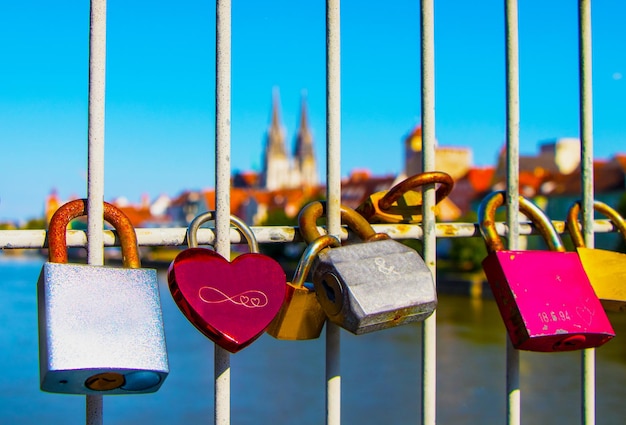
(575, 304, 594, 327)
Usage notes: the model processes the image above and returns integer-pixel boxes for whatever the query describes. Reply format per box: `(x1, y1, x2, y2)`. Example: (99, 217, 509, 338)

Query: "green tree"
(446, 210, 502, 272)
(258, 207, 303, 267)
(615, 192, 626, 253)
(22, 218, 46, 229)
(258, 195, 326, 272)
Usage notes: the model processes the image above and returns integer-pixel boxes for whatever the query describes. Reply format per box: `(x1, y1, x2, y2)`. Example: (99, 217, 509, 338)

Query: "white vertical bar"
(326, 0, 341, 424)
(215, 0, 231, 424)
(504, 0, 521, 424)
(420, 1, 436, 424)
(578, 1, 595, 423)
(86, 0, 107, 423)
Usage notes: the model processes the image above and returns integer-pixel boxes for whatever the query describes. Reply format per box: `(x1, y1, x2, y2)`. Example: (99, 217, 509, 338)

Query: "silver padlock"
(38, 199, 169, 394)
(298, 201, 437, 334)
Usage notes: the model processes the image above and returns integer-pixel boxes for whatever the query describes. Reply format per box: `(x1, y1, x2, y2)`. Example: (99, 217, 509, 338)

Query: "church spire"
(294, 92, 314, 159)
(293, 92, 318, 187)
(262, 88, 290, 190)
(267, 87, 287, 157)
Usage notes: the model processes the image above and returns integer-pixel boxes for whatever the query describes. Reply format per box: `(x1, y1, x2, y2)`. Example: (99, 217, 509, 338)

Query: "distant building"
(44, 189, 62, 226)
(539, 138, 581, 175)
(404, 124, 472, 180)
(493, 137, 581, 188)
(340, 170, 397, 210)
(261, 89, 319, 190)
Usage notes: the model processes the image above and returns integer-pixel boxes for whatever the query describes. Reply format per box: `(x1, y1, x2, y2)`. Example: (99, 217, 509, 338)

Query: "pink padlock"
(168, 212, 286, 353)
(479, 191, 614, 352)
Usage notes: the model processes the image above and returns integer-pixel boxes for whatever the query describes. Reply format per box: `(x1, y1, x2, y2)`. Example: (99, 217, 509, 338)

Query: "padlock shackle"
(187, 211, 259, 252)
(478, 191, 565, 253)
(298, 201, 387, 244)
(566, 200, 626, 248)
(47, 199, 141, 268)
(291, 235, 341, 289)
(377, 171, 454, 211)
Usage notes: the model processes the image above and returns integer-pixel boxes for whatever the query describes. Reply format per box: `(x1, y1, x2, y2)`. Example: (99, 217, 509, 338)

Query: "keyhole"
(318, 273, 343, 316)
(322, 277, 336, 303)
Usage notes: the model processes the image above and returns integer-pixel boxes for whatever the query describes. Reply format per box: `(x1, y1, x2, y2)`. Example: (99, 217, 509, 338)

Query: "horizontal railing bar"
(0, 220, 619, 249)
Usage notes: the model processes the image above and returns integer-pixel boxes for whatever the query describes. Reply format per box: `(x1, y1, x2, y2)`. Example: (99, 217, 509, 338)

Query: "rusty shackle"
(377, 171, 454, 211)
(478, 191, 565, 254)
(298, 201, 389, 244)
(47, 199, 141, 268)
(566, 200, 626, 248)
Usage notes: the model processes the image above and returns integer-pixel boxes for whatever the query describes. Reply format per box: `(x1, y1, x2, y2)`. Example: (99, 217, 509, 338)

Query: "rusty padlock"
(168, 211, 286, 353)
(298, 201, 437, 334)
(566, 200, 626, 312)
(356, 171, 454, 223)
(38, 199, 169, 394)
(479, 191, 614, 352)
(266, 235, 341, 340)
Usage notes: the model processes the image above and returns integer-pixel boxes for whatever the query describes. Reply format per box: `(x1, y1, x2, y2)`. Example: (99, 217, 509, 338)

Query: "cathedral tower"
(261, 89, 291, 190)
(261, 89, 318, 190)
(293, 93, 318, 188)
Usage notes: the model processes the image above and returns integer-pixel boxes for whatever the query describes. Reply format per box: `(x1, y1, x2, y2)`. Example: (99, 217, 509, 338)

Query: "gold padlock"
(266, 234, 341, 340)
(355, 171, 453, 223)
(566, 200, 626, 312)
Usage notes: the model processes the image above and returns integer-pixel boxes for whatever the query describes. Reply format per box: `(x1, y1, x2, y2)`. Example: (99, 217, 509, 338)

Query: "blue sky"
(1, 1, 625, 221)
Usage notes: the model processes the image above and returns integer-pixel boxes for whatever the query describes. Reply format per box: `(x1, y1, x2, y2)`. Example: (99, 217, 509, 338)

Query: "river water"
(1, 255, 626, 424)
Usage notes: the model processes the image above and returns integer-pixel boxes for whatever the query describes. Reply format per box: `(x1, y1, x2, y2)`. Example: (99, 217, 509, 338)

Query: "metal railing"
(0, 1, 607, 424)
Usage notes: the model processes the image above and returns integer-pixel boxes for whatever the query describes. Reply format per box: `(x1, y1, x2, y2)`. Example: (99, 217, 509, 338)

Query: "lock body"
(38, 262, 168, 394)
(312, 238, 436, 334)
(266, 234, 340, 340)
(355, 171, 453, 223)
(357, 190, 428, 223)
(482, 250, 614, 352)
(266, 282, 327, 340)
(566, 200, 626, 313)
(168, 247, 286, 352)
(576, 247, 626, 312)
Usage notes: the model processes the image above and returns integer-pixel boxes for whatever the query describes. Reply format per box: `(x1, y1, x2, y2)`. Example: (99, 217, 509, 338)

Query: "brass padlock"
(38, 199, 169, 394)
(299, 201, 437, 334)
(266, 234, 341, 340)
(356, 171, 453, 223)
(566, 200, 626, 312)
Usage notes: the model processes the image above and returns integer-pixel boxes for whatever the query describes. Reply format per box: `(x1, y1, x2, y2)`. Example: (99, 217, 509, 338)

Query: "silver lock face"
(38, 262, 169, 394)
(312, 239, 436, 334)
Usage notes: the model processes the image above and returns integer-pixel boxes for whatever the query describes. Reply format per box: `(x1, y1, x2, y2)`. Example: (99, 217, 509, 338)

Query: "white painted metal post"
(86, 0, 107, 423)
(420, 1, 436, 424)
(504, 1, 521, 424)
(578, 1, 595, 423)
(215, 0, 232, 423)
(326, 0, 342, 424)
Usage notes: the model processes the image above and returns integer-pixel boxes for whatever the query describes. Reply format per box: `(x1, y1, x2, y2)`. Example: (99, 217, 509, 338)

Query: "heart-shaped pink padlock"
(168, 212, 286, 353)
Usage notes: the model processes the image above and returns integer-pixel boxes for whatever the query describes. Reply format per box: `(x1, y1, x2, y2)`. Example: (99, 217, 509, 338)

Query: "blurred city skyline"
(2, 1, 625, 221)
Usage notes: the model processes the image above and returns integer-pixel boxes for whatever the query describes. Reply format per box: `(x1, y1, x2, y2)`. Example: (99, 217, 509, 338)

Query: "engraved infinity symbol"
(198, 287, 269, 308)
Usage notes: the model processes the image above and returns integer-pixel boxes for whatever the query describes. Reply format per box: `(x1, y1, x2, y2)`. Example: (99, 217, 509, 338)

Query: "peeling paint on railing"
(0, 221, 619, 250)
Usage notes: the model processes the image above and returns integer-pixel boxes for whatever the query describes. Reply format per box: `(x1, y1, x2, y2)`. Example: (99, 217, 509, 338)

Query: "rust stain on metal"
(438, 224, 460, 237)
(47, 199, 141, 268)
(269, 227, 296, 242)
(395, 224, 412, 233)
(553, 220, 566, 234)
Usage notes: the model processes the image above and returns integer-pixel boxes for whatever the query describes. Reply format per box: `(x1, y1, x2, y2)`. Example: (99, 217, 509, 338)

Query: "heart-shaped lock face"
(168, 248, 286, 353)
